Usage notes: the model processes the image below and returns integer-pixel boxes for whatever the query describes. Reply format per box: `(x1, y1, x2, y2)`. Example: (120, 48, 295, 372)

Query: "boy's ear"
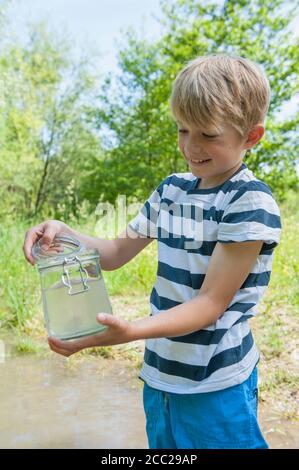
(243, 124, 265, 149)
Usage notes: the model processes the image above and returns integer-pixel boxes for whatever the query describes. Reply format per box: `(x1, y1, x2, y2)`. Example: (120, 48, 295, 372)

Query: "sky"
(5, 0, 164, 73)
(4, 0, 299, 116)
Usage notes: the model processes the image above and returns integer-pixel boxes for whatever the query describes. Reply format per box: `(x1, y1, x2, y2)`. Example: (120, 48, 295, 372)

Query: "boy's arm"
(131, 240, 263, 339)
(69, 225, 153, 271)
(23, 220, 153, 270)
(48, 240, 263, 356)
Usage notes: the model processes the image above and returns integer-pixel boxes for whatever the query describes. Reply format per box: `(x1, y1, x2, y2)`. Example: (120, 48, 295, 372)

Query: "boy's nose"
(185, 142, 204, 156)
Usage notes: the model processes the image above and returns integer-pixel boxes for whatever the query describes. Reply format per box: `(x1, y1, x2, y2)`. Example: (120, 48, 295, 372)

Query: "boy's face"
(177, 120, 263, 180)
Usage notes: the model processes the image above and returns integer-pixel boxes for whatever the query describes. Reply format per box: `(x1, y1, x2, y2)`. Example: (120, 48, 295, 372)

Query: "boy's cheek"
(178, 142, 186, 157)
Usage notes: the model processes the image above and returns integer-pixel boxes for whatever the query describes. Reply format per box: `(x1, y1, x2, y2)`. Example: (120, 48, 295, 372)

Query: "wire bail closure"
(61, 256, 90, 296)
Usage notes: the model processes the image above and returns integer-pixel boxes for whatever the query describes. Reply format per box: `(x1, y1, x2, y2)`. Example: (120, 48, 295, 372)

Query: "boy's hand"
(23, 220, 71, 265)
(48, 314, 135, 357)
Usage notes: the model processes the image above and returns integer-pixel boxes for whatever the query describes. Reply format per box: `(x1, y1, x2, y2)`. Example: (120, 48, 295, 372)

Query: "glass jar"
(32, 234, 113, 340)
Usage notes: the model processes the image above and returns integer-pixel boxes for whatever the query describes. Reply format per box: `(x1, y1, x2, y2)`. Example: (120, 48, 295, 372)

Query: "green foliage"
(267, 190, 299, 308)
(104, 242, 157, 296)
(0, 220, 41, 329)
(14, 335, 45, 355)
(0, 21, 104, 219)
(94, 0, 299, 202)
(0, 0, 298, 218)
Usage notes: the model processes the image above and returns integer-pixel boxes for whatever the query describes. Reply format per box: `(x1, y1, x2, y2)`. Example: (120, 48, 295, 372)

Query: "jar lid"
(32, 234, 86, 264)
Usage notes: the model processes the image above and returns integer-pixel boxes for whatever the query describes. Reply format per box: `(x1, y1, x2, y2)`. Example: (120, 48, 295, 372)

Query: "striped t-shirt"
(129, 163, 281, 393)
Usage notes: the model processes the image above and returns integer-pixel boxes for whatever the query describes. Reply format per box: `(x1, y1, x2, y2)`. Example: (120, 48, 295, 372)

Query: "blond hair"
(170, 55, 270, 136)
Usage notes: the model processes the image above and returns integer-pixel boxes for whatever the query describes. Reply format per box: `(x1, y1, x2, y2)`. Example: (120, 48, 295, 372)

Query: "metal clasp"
(61, 256, 90, 296)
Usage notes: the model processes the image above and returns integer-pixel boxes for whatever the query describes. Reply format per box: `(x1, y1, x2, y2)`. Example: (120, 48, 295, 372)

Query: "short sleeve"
(128, 176, 171, 238)
(218, 181, 282, 250)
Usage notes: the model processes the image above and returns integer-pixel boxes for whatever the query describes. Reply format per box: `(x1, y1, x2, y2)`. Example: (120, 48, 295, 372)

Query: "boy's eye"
(202, 133, 218, 138)
(178, 129, 218, 138)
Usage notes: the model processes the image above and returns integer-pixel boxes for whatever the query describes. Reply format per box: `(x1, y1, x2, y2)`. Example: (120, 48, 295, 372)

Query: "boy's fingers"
(23, 222, 61, 265)
(97, 313, 118, 327)
(48, 343, 72, 357)
(23, 228, 43, 264)
(39, 225, 59, 250)
(48, 337, 70, 349)
(48, 338, 74, 356)
(48, 336, 88, 352)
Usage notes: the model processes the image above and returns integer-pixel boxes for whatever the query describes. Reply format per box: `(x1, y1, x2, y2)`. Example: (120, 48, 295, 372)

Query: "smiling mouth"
(190, 158, 211, 165)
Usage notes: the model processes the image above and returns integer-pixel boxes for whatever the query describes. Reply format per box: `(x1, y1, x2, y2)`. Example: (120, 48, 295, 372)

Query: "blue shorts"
(142, 367, 268, 449)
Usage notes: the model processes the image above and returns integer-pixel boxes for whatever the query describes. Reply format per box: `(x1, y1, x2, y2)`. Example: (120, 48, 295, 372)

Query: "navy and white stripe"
(129, 163, 281, 393)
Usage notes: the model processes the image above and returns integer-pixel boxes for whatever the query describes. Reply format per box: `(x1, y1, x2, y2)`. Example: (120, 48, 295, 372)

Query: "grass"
(13, 335, 45, 355)
(0, 220, 42, 330)
(250, 190, 299, 417)
(0, 191, 298, 418)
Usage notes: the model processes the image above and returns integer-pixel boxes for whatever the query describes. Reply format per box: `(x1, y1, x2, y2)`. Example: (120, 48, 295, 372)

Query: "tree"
(95, 0, 299, 202)
(0, 22, 103, 219)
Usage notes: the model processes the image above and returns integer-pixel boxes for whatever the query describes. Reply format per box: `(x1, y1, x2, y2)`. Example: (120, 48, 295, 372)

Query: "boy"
(23, 55, 281, 449)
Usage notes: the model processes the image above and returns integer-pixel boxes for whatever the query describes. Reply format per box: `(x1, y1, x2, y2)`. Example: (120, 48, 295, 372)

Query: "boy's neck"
(196, 161, 244, 190)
